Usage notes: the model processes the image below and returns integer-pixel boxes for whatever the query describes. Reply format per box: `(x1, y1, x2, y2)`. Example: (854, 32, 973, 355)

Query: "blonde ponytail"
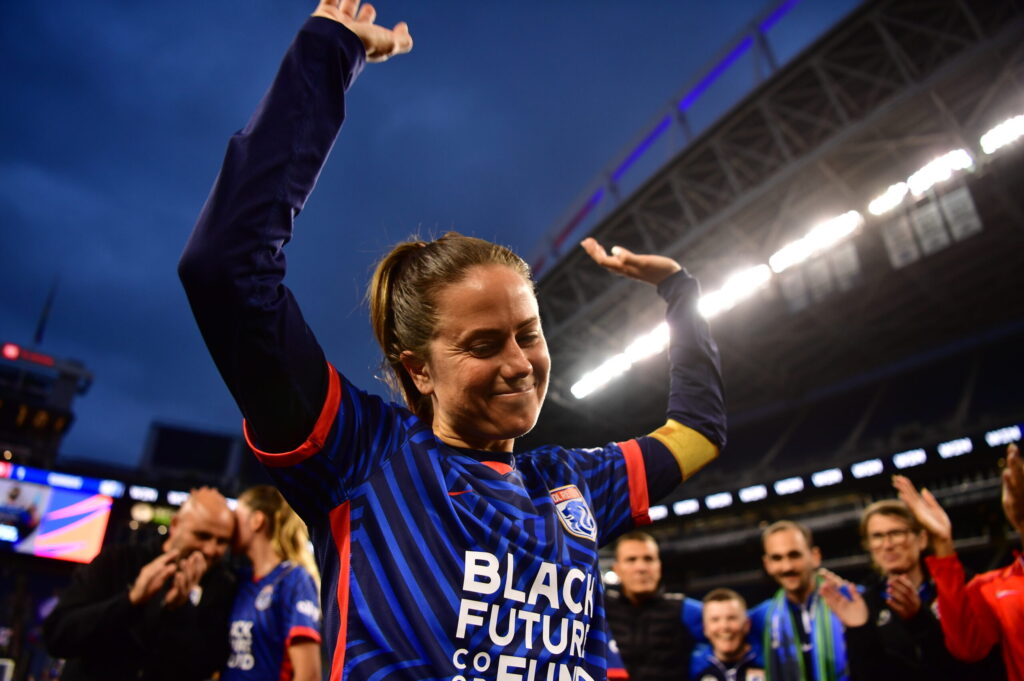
(239, 486, 320, 586)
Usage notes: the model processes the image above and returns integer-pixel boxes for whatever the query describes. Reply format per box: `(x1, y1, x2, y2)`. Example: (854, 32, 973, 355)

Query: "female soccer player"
(223, 486, 322, 681)
(179, 2, 726, 679)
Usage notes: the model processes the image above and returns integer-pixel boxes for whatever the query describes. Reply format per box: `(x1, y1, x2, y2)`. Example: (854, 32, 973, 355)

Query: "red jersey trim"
(618, 439, 651, 525)
(286, 625, 322, 646)
(482, 461, 513, 475)
(608, 668, 630, 679)
(245, 361, 341, 468)
(329, 502, 352, 681)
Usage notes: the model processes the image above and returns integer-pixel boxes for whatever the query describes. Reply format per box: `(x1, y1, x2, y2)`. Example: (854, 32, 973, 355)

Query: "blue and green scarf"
(762, 583, 848, 681)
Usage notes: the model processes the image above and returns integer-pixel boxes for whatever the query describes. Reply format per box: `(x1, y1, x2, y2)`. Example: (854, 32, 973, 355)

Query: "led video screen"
(0, 477, 111, 563)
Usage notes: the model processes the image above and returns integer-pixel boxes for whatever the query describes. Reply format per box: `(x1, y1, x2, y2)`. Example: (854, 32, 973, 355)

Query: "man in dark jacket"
(43, 487, 236, 681)
(605, 531, 705, 680)
(820, 498, 1001, 681)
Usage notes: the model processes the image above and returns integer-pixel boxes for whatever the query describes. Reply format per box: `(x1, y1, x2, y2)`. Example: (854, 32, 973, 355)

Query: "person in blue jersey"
(178, 1, 726, 680)
(695, 589, 764, 681)
(224, 486, 323, 681)
(748, 521, 847, 681)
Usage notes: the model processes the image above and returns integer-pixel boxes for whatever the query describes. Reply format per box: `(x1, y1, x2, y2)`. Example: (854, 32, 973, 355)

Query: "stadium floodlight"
(851, 458, 884, 479)
(868, 182, 909, 216)
(99, 480, 126, 498)
(624, 323, 669, 363)
(649, 505, 669, 521)
(980, 114, 1024, 155)
(985, 425, 1021, 448)
(697, 265, 773, 319)
(907, 149, 973, 196)
(811, 468, 843, 488)
(739, 484, 768, 503)
(570, 352, 632, 399)
(572, 322, 671, 399)
(937, 437, 973, 459)
(129, 485, 159, 502)
(167, 490, 189, 507)
(705, 491, 734, 510)
(769, 211, 864, 273)
(47, 472, 83, 490)
(989, 426, 1022, 446)
(892, 448, 927, 469)
(773, 476, 804, 496)
(673, 499, 700, 516)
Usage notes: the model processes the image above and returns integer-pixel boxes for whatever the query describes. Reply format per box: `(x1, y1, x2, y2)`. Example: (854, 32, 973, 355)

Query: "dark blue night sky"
(0, 1, 859, 467)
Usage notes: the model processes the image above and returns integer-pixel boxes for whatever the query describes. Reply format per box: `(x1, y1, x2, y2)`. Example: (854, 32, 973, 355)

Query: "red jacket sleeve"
(925, 553, 1001, 661)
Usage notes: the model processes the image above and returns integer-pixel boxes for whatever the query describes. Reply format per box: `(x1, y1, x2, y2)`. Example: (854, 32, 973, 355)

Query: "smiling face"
(703, 598, 750, 662)
(404, 264, 549, 452)
(762, 528, 821, 602)
(865, 512, 927, 576)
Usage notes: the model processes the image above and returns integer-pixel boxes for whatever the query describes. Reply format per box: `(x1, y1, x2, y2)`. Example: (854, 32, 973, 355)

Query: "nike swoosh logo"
(448, 490, 471, 497)
(996, 590, 1018, 598)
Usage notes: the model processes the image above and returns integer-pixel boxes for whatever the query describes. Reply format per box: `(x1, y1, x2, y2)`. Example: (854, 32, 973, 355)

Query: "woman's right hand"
(893, 475, 955, 556)
(312, 1, 412, 62)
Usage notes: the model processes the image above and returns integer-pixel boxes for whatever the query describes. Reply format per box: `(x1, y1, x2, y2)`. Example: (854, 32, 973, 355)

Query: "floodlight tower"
(0, 341, 93, 469)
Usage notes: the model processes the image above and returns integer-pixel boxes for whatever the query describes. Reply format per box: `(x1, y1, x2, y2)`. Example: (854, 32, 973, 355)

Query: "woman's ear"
(400, 351, 434, 395)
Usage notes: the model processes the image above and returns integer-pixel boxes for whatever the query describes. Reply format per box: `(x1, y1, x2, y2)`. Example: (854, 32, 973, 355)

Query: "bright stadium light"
(811, 468, 843, 488)
(572, 323, 671, 399)
(698, 265, 772, 318)
(937, 437, 972, 459)
(773, 477, 804, 496)
(649, 505, 669, 521)
(129, 485, 159, 502)
(980, 114, 1024, 154)
(623, 323, 669, 363)
(99, 480, 125, 498)
(673, 499, 700, 516)
(769, 211, 864, 273)
(985, 425, 1021, 448)
(47, 472, 83, 490)
(868, 182, 909, 216)
(739, 484, 768, 503)
(851, 458, 884, 479)
(167, 490, 189, 507)
(705, 492, 734, 510)
(907, 149, 973, 196)
(892, 448, 927, 469)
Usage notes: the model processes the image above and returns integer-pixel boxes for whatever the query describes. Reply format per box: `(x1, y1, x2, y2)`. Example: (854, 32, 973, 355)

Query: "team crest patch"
(255, 584, 274, 611)
(550, 485, 597, 542)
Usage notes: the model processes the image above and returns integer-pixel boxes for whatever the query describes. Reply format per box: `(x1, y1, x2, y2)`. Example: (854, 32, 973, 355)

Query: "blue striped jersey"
(246, 368, 652, 681)
(224, 562, 321, 681)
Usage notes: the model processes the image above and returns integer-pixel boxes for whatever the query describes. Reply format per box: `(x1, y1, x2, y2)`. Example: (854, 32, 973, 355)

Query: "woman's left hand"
(581, 238, 681, 286)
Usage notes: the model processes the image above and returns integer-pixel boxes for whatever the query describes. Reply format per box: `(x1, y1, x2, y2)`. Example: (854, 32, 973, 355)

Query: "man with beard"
(749, 521, 848, 681)
(695, 588, 764, 681)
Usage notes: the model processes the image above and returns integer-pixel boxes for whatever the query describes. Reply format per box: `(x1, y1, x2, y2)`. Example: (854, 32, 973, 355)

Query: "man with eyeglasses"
(820, 498, 1001, 680)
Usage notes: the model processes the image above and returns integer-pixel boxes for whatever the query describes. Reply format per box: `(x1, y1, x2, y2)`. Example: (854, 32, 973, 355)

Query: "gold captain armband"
(648, 419, 719, 481)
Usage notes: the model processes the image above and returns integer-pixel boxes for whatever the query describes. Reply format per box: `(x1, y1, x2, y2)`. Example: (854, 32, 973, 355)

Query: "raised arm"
(581, 239, 726, 500)
(895, 475, 1001, 661)
(178, 3, 410, 453)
